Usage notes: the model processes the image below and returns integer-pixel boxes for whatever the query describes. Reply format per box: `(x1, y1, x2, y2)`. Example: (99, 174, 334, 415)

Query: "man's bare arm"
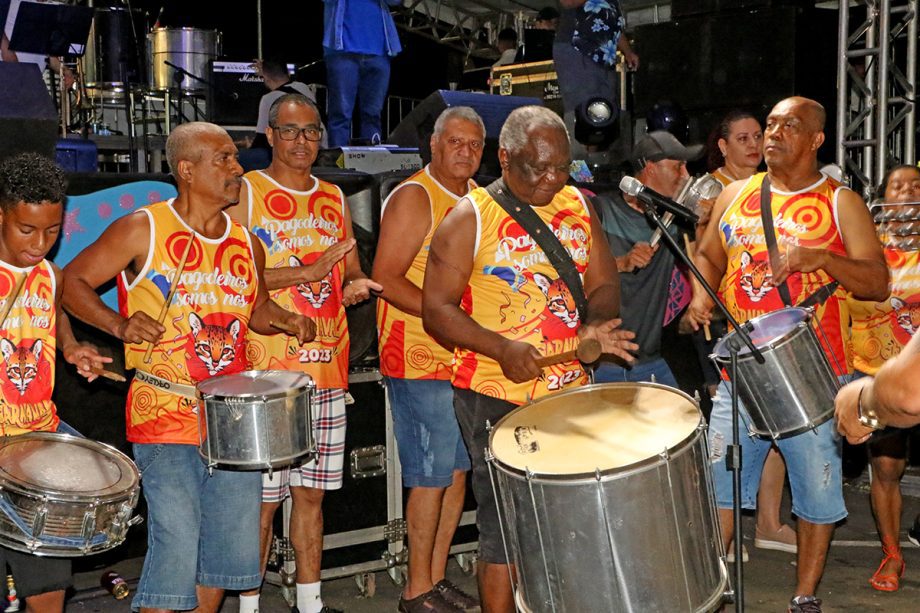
(248, 236, 316, 344)
(372, 184, 431, 317)
(63, 212, 165, 344)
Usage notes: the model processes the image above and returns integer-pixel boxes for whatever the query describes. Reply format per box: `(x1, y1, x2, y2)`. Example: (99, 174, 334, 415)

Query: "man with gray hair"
(374, 106, 486, 612)
(63, 121, 315, 612)
(422, 105, 637, 611)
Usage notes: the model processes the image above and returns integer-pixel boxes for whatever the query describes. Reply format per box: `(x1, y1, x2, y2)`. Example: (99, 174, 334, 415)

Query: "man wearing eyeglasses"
(373, 107, 486, 612)
(230, 93, 382, 613)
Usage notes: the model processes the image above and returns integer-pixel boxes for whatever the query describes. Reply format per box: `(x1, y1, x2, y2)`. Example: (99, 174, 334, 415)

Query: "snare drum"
(711, 306, 839, 439)
(196, 370, 316, 470)
(0, 433, 140, 557)
(488, 383, 727, 613)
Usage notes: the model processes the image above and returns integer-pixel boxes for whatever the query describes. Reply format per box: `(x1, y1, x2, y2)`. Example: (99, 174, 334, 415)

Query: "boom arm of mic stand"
(639, 201, 765, 364)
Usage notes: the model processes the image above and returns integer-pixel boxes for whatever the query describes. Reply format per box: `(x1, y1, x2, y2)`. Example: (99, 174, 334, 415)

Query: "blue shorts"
(386, 377, 471, 488)
(708, 381, 847, 524)
(131, 443, 262, 610)
(594, 357, 679, 388)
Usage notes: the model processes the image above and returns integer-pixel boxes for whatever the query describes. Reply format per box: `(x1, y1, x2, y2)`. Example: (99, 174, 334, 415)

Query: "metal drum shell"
(0, 433, 140, 557)
(197, 370, 316, 470)
(712, 307, 838, 439)
(488, 383, 727, 613)
(146, 27, 221, 91)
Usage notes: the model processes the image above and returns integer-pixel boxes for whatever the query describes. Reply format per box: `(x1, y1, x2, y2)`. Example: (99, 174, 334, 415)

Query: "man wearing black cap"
(593, 130, 704, 385)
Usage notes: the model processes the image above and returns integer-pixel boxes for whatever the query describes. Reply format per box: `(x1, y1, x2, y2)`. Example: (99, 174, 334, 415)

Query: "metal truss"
(392, 0, 534, 59)
(837, 0, 918, 200)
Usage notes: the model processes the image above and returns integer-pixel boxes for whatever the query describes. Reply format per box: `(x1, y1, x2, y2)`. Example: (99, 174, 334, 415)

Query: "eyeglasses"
(271, 125, 324, 142)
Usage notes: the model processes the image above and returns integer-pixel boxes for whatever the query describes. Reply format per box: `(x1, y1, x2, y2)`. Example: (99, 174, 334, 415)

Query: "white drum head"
(196, 370, 314, 399)
(713, 306, 809, 360)
(490, 383, 700, 476)
(0, 434, 137, 496)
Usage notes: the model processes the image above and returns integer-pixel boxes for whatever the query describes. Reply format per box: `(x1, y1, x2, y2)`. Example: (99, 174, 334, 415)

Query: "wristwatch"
(857, 385, 885, 430)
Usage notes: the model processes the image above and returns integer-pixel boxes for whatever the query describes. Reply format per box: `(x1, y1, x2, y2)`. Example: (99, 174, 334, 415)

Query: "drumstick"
(90, 367, 127, 383)
(143, 232, 195, 364)
(682, 234, 711, 341)
(0, 272, 26, 329)
(535, 338, 602, 368)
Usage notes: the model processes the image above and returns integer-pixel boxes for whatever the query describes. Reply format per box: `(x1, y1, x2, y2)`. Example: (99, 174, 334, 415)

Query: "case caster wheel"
(355, 572, 376, 598)
(279, 569, 297, 607)
(387, 563, 407, 587)
(456, 552, 478, 575)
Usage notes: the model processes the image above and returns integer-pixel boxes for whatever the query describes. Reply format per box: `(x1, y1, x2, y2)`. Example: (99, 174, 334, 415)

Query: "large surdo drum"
(488, 382, 727, 612)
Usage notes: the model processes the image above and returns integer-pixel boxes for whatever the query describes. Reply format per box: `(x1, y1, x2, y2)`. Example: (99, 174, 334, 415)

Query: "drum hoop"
(0, 433, 138, 500)
(712, 307, 813, 362)
(488, 382, 703, 482)
(148, 27, 220, 36)
(196, 371, 316, 402)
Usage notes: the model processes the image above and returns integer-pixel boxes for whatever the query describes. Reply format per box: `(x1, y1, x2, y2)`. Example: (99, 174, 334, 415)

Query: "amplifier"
(490, 60, 563, 117)
(208, 61, 301, 127)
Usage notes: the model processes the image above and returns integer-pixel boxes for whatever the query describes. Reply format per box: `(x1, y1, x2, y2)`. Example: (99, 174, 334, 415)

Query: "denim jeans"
(131, 443, 261, 610)
(707, 380, 847, 524)
(594, 357, 679, 388)
(386, 377, 470, 488)
(325, 52, 391, 147)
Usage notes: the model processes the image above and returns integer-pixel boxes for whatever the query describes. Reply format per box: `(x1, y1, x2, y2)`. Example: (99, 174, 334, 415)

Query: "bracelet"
(857, 385, 884, 431)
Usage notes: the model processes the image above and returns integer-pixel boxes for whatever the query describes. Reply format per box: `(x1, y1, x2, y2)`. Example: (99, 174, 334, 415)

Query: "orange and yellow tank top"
(712, 168, 738, 189)
(848, 246, 920, 375)
(242, 170, 349, 389)
(453, 185, 592, 405)
(118, 200, 258, 444)
(0, 260, 57, 436)
(377, 166, 474, 380)
(718, 172, 851, 375)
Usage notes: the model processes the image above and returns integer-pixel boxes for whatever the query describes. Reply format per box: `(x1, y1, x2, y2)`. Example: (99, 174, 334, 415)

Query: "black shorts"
(0, 545, 72, 598)
(452, 386, 517, 564)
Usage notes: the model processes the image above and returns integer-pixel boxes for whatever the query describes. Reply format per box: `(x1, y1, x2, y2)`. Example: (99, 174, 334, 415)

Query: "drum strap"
(134, 370, 198, 400)
(485, 179, 590, 323)
(759, 175, 839, 308)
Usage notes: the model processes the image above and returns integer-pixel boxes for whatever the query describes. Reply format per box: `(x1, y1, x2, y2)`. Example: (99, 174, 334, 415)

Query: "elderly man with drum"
(62, 122, 314, 613)
(422, 106, 637, 612)
(229, 93, 379, 613)
(685, 96, 888, 613)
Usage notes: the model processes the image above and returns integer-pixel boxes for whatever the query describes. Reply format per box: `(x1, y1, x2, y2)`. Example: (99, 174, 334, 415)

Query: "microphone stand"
(637, 199, 764, 612)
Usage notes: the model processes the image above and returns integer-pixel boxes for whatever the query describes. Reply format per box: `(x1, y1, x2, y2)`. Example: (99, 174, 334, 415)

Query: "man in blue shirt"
(323, 0, 402, 147)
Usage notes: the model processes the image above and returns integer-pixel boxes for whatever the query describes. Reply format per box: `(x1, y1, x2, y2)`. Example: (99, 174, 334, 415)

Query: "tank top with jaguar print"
(377, 166, 475, 380)
(118, 200, 258, 444)
(242, 171, 349, 389)
(718, 172, 851, 375)
(454, 185, 592, 405)
(0, 259, 57, 436)
(848, 245, 920, 375)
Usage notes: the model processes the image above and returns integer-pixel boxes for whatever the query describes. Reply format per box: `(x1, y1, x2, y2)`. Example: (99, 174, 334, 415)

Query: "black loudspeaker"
(388, 90, 541, 176)
(208, 61, 266, 126)
(671, 0, 813, 17)
(0, 63, 58, 163)
(633, 7, 837, 148)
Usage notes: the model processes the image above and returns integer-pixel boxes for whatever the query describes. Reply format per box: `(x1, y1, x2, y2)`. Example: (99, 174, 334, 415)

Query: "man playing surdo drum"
(685, 96, 888, 612)
(62, 122, 314, 613)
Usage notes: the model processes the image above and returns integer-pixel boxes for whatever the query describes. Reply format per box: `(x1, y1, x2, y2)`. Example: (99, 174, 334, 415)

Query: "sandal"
(869, 538, 905, 592)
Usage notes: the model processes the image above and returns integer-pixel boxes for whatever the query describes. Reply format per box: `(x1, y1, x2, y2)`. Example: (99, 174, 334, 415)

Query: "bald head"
(165, 122, 232, 179)
(775, 96, 825, 132)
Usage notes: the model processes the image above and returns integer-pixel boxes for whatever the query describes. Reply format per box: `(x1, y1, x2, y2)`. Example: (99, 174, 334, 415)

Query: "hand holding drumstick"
(269, 312, 317, 345)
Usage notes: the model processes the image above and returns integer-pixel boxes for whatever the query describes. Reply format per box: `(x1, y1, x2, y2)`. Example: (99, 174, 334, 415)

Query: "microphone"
(619, 176, 699, 225)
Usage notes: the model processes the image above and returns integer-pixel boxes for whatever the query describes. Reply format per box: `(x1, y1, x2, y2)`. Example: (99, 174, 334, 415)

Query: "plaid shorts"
(261, 388, 347, 501)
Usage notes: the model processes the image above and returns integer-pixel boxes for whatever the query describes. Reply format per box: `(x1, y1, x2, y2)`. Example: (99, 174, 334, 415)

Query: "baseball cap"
(632, 130, 705, 166)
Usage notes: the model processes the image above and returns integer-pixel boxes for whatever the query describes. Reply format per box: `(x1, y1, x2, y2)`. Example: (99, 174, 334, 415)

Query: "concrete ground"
(59, 475, 920, 612)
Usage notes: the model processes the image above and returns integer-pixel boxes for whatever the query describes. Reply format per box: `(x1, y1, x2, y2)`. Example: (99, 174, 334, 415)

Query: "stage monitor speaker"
(208, 61, 266, 126)
(388, 90, 541, 175)
(0, 63, 58, 163)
